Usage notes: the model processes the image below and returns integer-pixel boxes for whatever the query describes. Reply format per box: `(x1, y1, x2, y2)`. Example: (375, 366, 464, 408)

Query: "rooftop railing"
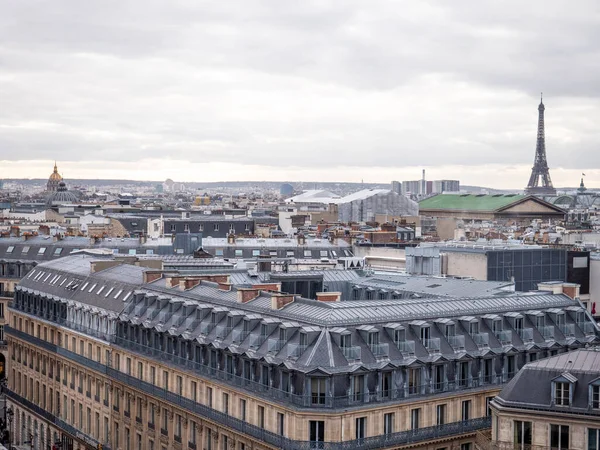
(6, 325, 508, 412)
(396, 340, 415, 355)
(423, 337, 441, 353)
(517, 328, 534, 343)
(559, 324, 575, 337)
(495, 330, 512, 345)
(539, 326, 555, 340)
(447, 335, 465, 351)
(368, 343, 389, 358)
(341, 346, 361, 361)
(472, 333, 489, 348)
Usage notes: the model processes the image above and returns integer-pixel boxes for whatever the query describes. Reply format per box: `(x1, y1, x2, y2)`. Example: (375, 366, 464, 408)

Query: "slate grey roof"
(494, 349, 600, 416)
(19, 255, 600, 372)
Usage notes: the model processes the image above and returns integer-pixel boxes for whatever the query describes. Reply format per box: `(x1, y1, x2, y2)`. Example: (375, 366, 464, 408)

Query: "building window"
(356, 417, 366, 440)
(257, 406, 265, 429)
(514, 421, 532, 449)
(486, 396, 495, 417)
(214, 224, 219, 231)
(436, 404, 446, 425)
(589, 429, 600, 450)
(240, 399, 247, 422)
(277, 413, 285, 436)
(591, 385, 600, 409)
(555, 382, 571, 406)
(309, 421, 325, 448)
(222, 393, 229, 415)
(461, 444, 471, 450)
(206, 387, 213, 408)
(311, 378, 326, 405)
(550, 424, 569, 450)
(384, 413, 394, 435)
(461, 400, 471, 421)
(411, 408, 420, 430)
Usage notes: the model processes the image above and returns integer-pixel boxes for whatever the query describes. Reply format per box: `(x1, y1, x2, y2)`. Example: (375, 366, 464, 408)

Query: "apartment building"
(5, 255, 600, 450)
(486, 349, 600, 450)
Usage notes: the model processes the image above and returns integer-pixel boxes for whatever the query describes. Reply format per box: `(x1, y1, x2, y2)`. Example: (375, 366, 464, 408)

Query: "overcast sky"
(1, 1, 599, 188)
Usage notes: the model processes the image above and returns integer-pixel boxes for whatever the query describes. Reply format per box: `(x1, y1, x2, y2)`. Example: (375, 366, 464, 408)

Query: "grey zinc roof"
(494, 349, 600, 417)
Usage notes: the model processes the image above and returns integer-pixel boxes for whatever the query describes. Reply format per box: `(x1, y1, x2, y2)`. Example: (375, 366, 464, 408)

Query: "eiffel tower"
(525, 94, 556, 195)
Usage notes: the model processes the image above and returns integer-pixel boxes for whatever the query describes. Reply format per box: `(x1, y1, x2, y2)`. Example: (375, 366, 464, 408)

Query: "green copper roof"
(419, 194, 526, 211)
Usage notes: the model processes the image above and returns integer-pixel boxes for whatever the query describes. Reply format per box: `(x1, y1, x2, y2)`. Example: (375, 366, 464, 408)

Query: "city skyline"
(1, 1, 600, 188)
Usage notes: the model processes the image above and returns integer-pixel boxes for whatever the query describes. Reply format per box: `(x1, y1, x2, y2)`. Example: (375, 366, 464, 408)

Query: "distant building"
(280, 183, 294, 197)
(432, 180, 460, 193)
(45, 181, 79, 206)
(391, 180, 401, 194)
(46, 162, 63, 192)
(286, 189, 418, 223)
(419, 194, 566, 222)
(402, 180, 423, 196)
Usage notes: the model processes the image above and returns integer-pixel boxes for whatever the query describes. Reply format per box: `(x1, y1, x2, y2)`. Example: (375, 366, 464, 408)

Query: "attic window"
(38, 247, 47, 254)
(131, 222, 138, 226)
(590, 383, 600, 409)
(6, 246, 14, 253)
(554, 382, 571, 406)
(22, 246, 30, 253)
(54, 248, 63, 255)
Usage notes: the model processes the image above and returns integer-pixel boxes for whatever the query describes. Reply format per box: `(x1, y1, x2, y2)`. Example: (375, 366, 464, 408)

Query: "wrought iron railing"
(5, 389, 111, 450)
(560, 324, 575, 337)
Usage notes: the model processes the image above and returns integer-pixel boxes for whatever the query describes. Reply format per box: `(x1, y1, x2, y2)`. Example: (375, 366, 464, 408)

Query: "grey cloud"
(0, 0, 599, 174)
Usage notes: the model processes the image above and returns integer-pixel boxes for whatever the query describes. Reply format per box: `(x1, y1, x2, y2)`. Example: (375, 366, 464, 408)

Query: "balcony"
(341, 346, 361, 361)
(539, 326, 555, 340)
(397, 340, 415, 355)
(423, 337, 441, 353)
(471, 333, 489, 349)
(199, 323, 215, 335)
(560, 323, 575, 337)
(5, 389, 111, 450)
(517, 328, 534, 342)
(6, 324, 509, 414)
(286, 343, 307, 358)
(231, 329, 250, 343)
(447, 335, 465, 351)
(214, 326, 233, 340)
(368, 343, 389, 358)
(495, 330, 512, 345)
(580, 321, 597, 336)
(248, 334, 267, 349)
(267, 339, 285, 354)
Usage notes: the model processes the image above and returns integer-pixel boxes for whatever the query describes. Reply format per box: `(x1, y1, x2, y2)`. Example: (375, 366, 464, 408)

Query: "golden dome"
(49, 162, 63, 181)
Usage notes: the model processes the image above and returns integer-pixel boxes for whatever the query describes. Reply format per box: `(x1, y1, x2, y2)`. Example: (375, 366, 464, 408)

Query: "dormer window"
(420, 326, 430, 344)
(536, 316, 545, 329)
(243, 319, 250, 332)
(260, 324, 268, 336)
(299, 332, 307, 347)
(279, 327, 287, 342)
(590, 382, 600, 409)
(492, 320, 502, 333)
(469, 322, 479, 336)
(367, 332, 379, 346)
(340, 334, 351, 349)
(556, 313, 565, 327)
(514, 318, 523, 332)
(211, 312, 217, 324)
(394, 329, 406, 344)
(226, 316, 233, 328)
(555, 382, 571, 406)
(445, 324, 455, 339)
